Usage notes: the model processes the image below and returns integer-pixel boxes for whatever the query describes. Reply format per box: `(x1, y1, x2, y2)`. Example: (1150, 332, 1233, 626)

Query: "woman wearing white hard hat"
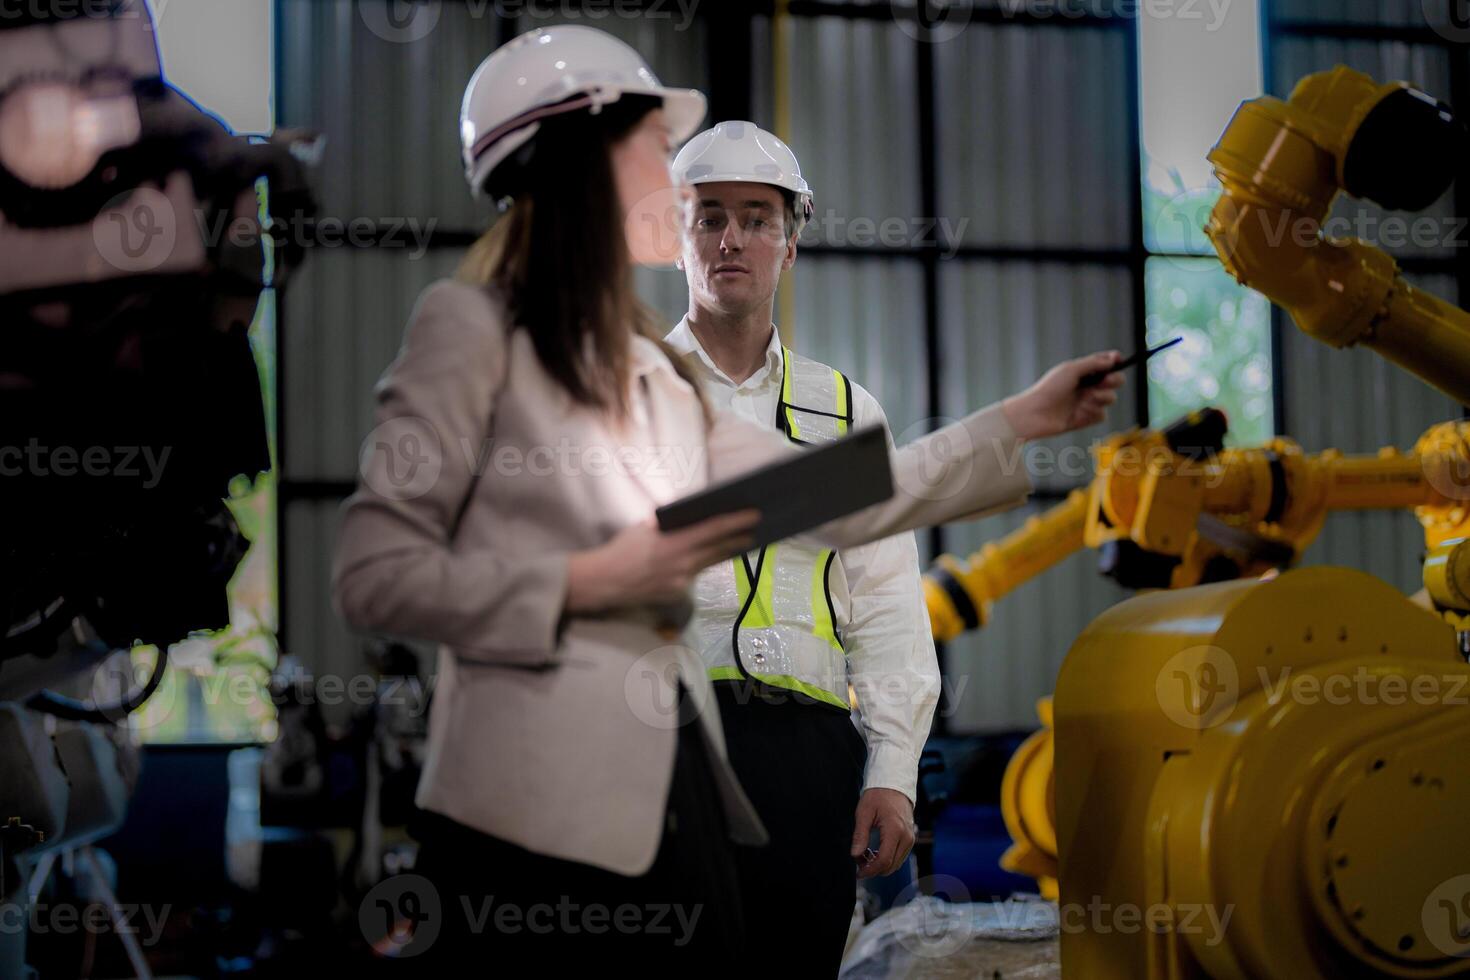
(331, 23, 1124, 972)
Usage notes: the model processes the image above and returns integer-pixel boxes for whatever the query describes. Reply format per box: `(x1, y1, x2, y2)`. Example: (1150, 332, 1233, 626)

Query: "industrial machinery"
(927, 407, 1470, 642)
(928, 407, 1470, 904)
(923, 66, 1470, 978)
(0, 3, 315, 976)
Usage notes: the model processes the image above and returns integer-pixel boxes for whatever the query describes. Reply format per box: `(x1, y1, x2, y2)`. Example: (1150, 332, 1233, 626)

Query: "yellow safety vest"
(687, 347, 856, 710)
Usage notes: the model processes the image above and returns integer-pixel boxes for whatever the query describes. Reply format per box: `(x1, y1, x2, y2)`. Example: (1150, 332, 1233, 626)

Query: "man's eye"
(751, 219, 768, 228)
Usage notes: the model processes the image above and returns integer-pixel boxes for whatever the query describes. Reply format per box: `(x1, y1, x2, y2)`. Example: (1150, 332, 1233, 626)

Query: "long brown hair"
(458, 95, 705, 419)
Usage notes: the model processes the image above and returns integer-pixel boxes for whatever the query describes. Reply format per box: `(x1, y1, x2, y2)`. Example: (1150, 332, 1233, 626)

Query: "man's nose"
(720, 224, 745, 254)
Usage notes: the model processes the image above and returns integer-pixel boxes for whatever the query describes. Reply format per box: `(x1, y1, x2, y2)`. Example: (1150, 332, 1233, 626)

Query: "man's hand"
(851, 787, 917, 879)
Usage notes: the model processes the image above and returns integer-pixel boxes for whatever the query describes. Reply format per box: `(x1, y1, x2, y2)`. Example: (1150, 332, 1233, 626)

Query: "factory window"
(1138, 0, 1274, 444)
(1143, 258, 1273, 437)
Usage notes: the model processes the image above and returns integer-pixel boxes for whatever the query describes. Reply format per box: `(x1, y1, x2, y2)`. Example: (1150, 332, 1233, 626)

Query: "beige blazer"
(330, 279, 1032, 875)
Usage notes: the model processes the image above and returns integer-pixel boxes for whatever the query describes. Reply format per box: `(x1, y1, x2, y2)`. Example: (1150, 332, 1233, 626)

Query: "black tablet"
(656, 423, 894, 549)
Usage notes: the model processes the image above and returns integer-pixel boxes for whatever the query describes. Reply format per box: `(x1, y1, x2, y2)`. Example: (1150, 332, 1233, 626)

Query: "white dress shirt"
(665, 315, 942, 804)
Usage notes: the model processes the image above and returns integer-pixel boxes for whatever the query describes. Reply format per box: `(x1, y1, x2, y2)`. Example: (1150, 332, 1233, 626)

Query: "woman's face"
(611, 108, 688, 267)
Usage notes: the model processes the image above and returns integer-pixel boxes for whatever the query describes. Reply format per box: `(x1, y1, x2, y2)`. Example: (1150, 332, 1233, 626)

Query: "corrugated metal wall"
(277, 3, 1467, 737)
(275, 2, 1144, 732)
(769, 15, 1138, 731)
(275, 0, 709, 708)
(934, 24, 1133, 249)
(939, 263, 1135, 730)
(782, 17, 924, 251)
(791, 257, 930, 437)
(931, 22, 1137, 731)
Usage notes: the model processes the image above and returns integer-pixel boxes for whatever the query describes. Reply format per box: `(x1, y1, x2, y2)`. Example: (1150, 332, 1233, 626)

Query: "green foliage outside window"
(1141, 166, 1274, 446)
(1144, 256, 1273, 445)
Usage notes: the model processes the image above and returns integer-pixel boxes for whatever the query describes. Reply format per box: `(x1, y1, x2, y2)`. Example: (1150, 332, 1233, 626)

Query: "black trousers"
(404, 689, 746, 977)
(715, 681, 868, 979)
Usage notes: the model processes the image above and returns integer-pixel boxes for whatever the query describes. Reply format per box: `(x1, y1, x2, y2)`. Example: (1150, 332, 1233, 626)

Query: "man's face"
(678, 181, 796, 317)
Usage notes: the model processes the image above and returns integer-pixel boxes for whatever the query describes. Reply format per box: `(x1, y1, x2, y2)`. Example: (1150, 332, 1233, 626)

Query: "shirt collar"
(665, 315, 784, 389)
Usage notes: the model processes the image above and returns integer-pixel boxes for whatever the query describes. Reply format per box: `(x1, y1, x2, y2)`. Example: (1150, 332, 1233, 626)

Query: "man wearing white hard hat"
(666, 121, 940, 976)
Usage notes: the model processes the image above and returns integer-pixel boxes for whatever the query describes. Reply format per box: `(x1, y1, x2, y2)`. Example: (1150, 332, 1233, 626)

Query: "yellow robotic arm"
(923, 488, 1089, 641)
(929, 66, 1470, 645)
(925, 407, 1470, 642)
(1208, 66, 1470, 404)
(1028, 68, 1470, 980)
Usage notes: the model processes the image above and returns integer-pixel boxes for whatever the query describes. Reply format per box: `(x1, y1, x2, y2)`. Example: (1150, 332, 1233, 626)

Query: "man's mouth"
(713, 264, 749, 276)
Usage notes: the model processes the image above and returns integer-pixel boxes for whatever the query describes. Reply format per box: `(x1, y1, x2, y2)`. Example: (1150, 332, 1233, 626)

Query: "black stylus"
(1078, 336, 1183, 388)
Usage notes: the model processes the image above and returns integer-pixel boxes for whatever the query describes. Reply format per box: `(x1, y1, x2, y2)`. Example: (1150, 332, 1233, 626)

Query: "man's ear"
(782, 236, 798, 272)
(675, 255, 685, 271)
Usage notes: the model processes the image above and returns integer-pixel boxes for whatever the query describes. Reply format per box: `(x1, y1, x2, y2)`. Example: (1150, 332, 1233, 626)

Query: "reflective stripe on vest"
(689, 346, 856, 710)
(778, 346, 853, 445)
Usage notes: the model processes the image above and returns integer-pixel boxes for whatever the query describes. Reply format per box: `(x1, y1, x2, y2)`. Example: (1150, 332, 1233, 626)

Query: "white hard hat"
(459, 24, 706, 200)
(673, 120, 814, 231)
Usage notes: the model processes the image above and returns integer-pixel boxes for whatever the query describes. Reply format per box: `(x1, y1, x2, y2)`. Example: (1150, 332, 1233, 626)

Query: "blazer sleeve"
(330, 280, 569, 666)
(704, 402, 1032, 550)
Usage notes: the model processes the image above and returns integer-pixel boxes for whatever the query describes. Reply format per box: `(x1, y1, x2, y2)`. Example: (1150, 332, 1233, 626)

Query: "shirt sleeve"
(330, 279, 570, 666)
(836, 389, 941, 804)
